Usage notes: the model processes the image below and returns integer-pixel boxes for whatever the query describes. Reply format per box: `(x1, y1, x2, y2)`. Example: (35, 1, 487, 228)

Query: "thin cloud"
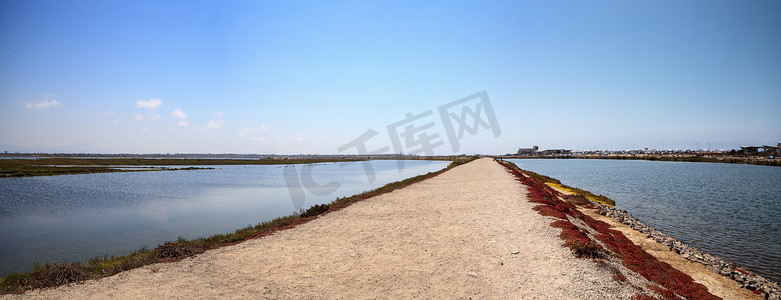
(237, 126, 267, 137)
(177, 120, 188, 126)
(133, 99, 164, 122)
(135, 98, 162, 109)
(103, 111, 116, 116)
(20, 100, 62, 109)
(206, 120, 225, 130)
(171, 109, 186, 119)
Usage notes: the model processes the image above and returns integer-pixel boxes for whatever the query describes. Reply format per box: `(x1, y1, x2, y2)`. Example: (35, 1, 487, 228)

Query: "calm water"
(508, 159, 781, 283)
(0, 160, 449, 276)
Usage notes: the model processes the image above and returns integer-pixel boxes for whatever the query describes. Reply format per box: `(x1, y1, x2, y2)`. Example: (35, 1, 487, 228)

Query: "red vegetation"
(501, 161, 601, 258)
(614, 273, 627, 282)
(497, 160, 721, 300)
(588, 217, 718, 299)
(551, 220, 602, 259)
(532, 205, 567, 219)
(649, 284, 682, 300)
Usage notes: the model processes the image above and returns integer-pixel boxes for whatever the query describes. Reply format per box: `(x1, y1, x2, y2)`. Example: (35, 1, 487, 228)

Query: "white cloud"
(170, 109, 186, 119)
(133, 100, 163, 121)
(135, 98, 162, 109)
(295, 135, 309, 142)
(250, 136, 267, 142)
(237, 126, 267, 137)
(206, 120, 225, 130)
(19, 93, 61, 110)
(214, 111, 224, 117)
(20, 100, 62, 109)
(103, 111, 116, 116)
(177, 120, 188, 126)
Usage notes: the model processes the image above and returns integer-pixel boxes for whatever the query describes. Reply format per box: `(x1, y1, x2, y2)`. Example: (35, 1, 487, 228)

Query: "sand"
(3, 158, 708, 299)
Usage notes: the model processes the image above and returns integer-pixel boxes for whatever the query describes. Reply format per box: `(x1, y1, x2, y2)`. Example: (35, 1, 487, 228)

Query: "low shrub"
(300, 203, 330, 218)
(154, 242, 202, 259)
(447, 155, 480, 168)
(562, 194, 591, 205)
(31, 263, 89, 289)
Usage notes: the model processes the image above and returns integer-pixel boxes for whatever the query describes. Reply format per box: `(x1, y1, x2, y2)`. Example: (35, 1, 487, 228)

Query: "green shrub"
(153, 242, 202, 259)
(300, 204, 331, 218)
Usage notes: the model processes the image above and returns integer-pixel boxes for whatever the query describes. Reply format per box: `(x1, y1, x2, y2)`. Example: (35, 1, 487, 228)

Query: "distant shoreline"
(0, 153, 466, 160)
(0, 155, 467, 177)
(501, 154, 781, 167)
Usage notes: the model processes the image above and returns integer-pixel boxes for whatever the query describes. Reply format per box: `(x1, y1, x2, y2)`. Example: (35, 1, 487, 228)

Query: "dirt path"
(8, 158, 640, 299)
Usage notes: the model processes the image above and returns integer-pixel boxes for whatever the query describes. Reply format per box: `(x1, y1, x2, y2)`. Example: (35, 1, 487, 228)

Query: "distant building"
(740, 146, 762, 153)
(516, 146, 571, 156)
(539, 149, 571, 155)
(763, 143, 781, 156)
(517, 146, 538, 155)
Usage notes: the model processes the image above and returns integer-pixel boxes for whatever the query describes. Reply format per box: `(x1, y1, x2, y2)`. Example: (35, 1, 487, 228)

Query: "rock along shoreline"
(593, 202, 780, 299)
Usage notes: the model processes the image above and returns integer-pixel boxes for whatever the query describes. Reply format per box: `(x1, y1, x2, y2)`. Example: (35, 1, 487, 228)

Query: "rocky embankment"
(595, 203, 780, 299)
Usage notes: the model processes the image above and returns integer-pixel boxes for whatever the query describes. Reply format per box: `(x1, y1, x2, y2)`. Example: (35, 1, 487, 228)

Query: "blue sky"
(1, 0, 779, 154)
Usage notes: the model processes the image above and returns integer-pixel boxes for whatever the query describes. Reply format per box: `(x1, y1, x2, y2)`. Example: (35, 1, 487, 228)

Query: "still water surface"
(0, 160, 449, 276)
(508, 159, 781, 283)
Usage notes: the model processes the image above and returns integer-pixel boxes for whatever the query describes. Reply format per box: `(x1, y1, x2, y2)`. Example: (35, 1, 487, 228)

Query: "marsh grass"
(0, 156, 479, 294)
(553, 183, 616, 206)
(562, 194, 591, 205)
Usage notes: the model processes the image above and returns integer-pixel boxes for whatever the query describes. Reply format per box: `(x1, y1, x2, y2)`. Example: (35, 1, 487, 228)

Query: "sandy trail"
(8, 158, 637, 299)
